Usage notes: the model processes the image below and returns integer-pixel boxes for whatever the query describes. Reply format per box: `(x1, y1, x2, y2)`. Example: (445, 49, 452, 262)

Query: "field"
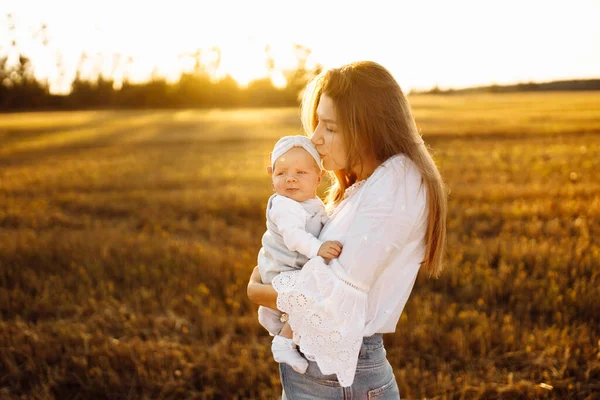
(0, 92, 599, 399)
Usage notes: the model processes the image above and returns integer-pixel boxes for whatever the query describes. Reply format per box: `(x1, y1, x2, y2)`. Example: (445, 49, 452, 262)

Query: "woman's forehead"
(316, 95, 336, 122)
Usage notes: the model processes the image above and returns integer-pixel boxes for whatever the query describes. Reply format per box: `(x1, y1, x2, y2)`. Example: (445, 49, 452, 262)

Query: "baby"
(257, 135, 342, 374)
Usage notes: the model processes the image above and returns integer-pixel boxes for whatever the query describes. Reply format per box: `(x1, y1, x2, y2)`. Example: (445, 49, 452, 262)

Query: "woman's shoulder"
(361, 154, 426, 215)
(368, 153, 422, 191)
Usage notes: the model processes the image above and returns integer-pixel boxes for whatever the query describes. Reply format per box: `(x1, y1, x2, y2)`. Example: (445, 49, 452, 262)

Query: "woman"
(247, 61, 447, 398)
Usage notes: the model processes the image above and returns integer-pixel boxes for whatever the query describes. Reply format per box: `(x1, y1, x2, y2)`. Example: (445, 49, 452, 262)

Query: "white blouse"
(272, 153, 429, 387)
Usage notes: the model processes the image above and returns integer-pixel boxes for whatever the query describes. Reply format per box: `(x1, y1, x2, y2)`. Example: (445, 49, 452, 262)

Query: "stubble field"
(1, 92, 599, 399)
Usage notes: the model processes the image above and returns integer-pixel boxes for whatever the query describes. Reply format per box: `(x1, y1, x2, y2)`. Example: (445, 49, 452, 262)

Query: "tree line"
(2, 9, 598, 112)
(0, 13, 321, 111)
(411, 79, 600, 95)
(0, 52, 322, 111)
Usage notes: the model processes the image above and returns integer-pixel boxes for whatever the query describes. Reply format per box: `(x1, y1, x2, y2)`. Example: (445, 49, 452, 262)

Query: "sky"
(1, 0, 599, 94)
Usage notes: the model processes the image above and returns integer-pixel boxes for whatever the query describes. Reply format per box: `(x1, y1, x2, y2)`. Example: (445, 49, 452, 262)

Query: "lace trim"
(343, 179, 366, 199)
(331, 262, 368, 293)
(272, 267, 367, 387)
(342, 154, 409, 201)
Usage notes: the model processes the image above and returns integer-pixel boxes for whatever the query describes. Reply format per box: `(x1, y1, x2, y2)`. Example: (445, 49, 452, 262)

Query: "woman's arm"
(246, 266, 279, 309)
(269, 158, 425, 387)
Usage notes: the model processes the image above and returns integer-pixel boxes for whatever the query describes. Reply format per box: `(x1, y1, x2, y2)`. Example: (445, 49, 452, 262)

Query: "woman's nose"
(311, 127, 322, 145)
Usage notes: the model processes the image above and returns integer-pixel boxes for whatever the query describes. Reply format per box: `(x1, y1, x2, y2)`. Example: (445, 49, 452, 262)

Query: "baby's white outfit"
(257, 193, 328, 335)
(258, 194, 327, 283)
(272, 154, 429, 387)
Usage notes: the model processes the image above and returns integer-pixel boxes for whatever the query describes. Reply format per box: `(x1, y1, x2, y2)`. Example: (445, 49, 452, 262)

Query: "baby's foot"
(271, 335, 308, 374)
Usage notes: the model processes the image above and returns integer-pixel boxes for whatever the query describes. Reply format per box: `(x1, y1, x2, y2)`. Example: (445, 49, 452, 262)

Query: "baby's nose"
(286, 175, 297, 182)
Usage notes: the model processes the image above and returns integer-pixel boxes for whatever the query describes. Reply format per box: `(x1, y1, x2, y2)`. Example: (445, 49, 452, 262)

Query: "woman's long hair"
(300, 61, 447, 278)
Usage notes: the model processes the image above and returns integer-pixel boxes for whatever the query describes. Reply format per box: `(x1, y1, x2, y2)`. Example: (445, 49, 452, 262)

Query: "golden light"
(216, 38, 270, 86)
(1, 0, 599, 94)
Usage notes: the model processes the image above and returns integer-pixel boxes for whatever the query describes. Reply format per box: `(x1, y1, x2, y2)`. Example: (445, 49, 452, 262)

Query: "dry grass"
(0, 93, 599, 399)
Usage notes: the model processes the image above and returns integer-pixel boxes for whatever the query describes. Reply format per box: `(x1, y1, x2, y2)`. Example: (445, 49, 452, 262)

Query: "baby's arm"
(318, 240, 343, 259)
(270, 197, 324, 259)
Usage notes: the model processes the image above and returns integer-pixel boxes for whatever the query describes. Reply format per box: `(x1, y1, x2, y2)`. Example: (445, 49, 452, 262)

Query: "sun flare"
(1, 0, 599, 94)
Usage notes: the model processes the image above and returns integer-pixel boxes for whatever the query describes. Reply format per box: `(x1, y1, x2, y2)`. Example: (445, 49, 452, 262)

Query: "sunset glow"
(1, 0, 599, 94)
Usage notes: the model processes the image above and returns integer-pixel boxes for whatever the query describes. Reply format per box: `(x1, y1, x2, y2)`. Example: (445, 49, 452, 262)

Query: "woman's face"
(311, 94, 347, 171)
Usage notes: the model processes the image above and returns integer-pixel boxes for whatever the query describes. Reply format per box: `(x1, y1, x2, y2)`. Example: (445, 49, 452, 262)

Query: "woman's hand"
(247, 266, 279, 310)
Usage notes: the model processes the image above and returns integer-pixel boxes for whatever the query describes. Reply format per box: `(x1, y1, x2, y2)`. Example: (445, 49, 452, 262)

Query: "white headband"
(271, 135, 322, 171)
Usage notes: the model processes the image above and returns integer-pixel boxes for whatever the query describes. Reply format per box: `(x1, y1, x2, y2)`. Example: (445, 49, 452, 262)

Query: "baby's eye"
(298, 171, 306, 174)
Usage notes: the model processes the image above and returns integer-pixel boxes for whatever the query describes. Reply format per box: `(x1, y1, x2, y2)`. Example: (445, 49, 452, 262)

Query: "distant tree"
(281, 44, 321, 104)
(246, 77, 282, 107)
(488, 84, 502, 93)
(0, 54, 48, 109)
(174, 72, 212, 107)
(70, 71, 96, 108)
(429, 85, 442, 94)
(212, 75, 241, 107)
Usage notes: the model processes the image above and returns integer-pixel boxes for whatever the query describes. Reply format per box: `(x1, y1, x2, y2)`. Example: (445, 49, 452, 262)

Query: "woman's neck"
(353, 156, 380, 181)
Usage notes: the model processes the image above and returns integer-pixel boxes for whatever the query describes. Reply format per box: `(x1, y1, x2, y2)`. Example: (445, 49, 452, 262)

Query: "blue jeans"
(280, 334, 400, 399)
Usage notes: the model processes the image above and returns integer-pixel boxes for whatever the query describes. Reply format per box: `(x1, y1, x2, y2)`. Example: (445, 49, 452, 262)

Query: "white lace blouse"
(272, 153, 429, 387)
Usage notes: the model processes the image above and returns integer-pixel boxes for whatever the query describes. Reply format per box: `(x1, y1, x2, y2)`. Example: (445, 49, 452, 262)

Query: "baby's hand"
(318, 241, 343, 259)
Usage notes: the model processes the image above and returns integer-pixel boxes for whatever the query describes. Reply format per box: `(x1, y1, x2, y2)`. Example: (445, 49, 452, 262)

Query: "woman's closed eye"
(317, 119, 335, 132)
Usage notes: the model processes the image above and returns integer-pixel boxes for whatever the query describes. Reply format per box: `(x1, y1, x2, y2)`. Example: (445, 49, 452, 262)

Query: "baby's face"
(272, 147, 322, 202)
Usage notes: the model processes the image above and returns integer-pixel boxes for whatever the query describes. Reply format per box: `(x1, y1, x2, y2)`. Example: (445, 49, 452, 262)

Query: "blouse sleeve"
(270, 196, 323, 259)
(272, 160, 423, 387)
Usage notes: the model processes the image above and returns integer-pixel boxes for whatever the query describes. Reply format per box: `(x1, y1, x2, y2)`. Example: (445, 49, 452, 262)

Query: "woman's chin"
(321, 161, 343, 172)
